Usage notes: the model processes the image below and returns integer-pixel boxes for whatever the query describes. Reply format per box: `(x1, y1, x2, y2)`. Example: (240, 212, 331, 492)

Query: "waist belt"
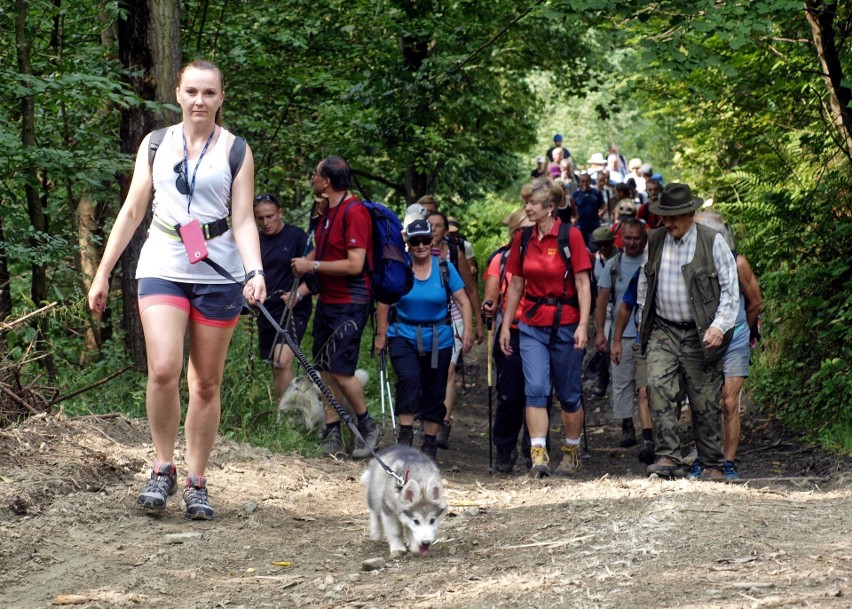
(395, 315, 450, 369)
(152, 214, 231, 241)
(657, 316, 695, 331)
(525, 294, 580, 347)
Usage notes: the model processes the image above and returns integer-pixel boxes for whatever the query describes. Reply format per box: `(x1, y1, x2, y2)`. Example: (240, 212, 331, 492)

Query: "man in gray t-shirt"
(595, 219, 647, 447)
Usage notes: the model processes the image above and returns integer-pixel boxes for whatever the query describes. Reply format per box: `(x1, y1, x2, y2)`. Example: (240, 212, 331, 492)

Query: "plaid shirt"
(638, 223, 739, 332)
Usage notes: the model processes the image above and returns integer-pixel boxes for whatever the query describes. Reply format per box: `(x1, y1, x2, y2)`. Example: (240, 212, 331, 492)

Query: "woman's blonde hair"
(521, 177, 564, 209)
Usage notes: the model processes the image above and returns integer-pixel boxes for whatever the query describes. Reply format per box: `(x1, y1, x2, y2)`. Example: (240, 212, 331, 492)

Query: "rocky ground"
(1, 348, 850, 609)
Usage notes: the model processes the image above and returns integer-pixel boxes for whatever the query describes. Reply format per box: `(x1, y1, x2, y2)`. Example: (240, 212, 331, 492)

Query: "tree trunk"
(0, 210, 10, 321)
(805, 2, 852, 163)
(15, 0, 55, 381)
(116, 0, 181, 370)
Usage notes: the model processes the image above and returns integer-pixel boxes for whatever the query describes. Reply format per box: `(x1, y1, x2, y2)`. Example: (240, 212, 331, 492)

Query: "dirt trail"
(1, 348, 850, 609)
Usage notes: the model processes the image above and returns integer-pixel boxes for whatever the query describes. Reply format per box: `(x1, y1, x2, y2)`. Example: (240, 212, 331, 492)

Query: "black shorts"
(311, 301, 369, 375)
(257, 303, 312, 362)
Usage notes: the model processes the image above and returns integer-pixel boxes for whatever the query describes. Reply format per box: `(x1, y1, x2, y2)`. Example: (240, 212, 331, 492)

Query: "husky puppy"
(277, 376, 323, 430)
(278, 369, 369, 430)
(361, 445, 447, 557)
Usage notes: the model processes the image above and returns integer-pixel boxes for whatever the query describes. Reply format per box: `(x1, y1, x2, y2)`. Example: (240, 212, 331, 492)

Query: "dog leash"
(177, 232, 405, 488)
(252, 299, 405, 488)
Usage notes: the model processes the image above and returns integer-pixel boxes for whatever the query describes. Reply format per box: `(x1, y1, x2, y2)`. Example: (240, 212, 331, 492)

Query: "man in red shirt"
(291, 156, 380, 459)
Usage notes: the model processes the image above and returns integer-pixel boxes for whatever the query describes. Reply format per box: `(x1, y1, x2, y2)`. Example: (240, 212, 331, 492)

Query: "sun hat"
(591, 226, 615, 244)
(628, 157, 643, 170)
(587, 152, 606, 165)
(406, 218, 433, 238)
(649, 183, 704, 216)
(503, 208, 528, 233)
(406, 203, 427, 219)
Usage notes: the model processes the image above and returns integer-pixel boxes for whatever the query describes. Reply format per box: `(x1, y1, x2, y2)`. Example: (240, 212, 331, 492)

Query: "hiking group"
(89, 59, 763, 520)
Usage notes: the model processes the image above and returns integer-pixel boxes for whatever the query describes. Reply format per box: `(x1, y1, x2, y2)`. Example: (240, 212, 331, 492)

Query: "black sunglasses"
(254, 193, 280, 206)
(408, 237, 432, 247)
(173, 161, 189, 195)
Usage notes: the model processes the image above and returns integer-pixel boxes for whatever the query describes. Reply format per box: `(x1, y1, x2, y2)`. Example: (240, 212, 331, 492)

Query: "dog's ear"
(400, 479, 421, 506)
(426, 478, 443, 502)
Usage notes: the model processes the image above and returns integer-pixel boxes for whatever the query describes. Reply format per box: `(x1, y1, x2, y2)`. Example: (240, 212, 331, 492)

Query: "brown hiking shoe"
(529, 446, 550, 478)
(553, 443, 582, 476)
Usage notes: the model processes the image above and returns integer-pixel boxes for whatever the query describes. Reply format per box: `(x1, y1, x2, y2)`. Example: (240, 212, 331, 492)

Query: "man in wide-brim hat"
(637, 182, 740, 481)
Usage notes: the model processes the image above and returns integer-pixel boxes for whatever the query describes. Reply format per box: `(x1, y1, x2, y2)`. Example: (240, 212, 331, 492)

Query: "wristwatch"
(244, 269, 265, 281)
(312, 260, 320, 272)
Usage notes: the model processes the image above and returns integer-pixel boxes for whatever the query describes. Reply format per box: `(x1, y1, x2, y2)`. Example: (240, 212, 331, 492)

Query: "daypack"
(518, 222, 573, 278)
(342, 200, 414, 305)
(148, 126, 247, 179)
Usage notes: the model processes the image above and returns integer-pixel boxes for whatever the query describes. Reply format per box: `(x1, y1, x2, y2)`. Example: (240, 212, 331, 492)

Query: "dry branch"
(52, 365, 132, 405)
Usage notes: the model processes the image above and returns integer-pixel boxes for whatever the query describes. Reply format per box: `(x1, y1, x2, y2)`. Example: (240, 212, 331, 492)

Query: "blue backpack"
(343, 200, 414, 305)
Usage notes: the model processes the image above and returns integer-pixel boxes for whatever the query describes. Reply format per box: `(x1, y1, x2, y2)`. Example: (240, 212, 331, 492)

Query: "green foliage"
(717, 159, 852, 444)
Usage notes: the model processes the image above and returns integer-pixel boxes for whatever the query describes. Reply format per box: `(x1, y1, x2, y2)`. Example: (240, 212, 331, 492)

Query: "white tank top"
(136, 125, 244, 283)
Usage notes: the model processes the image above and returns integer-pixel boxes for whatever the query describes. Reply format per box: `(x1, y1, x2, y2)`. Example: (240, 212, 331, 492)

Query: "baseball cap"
(406, 218, 432, 238)
(446, 217, 460, 233)
(553, 133, 563, 142)
(536, 155, 545, 163)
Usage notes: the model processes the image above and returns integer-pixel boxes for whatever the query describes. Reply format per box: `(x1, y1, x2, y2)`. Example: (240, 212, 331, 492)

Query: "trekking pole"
(379, 350, 387, 430)
(482, 300, 494, 474)
(581, 397, 591, 459)
(381, 351, 397, 434)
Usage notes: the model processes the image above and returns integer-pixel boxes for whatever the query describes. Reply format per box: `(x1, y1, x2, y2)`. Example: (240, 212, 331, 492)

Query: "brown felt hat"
(650, 183, 704, 216)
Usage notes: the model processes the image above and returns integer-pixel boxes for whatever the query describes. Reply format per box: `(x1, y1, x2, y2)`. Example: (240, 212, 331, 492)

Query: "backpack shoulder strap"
(609, 252, 622, 303)
(229, 135, 247, 178)
(518, 226, 534, 270)
(148, 127, 169, 167)
(439, 258, 453, 324)
(557, 222, 572, 267)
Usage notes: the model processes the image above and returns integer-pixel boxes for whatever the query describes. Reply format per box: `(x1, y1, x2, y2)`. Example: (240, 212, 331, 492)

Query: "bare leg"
(140, 305, 189, 465)
(637, 386, 651, 430)
(722, 376, 746, 461)
(443, 362, 457, 422)
(184, 320, 236, 478)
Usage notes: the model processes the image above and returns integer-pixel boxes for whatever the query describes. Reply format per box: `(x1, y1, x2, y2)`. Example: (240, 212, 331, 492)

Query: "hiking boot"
(700, 467, 724, 481)
(137, 461, 177, 511)
(421, 436, 438, 461)
(183, 476, 214, 521)
(647, 457, 684, 478)
(495, 447, 517, 474)
(436, 420, 452, 449)
(682, 446, 699, 466)
(638, 441, 656, 465)
(553, 443, 582, 476)
(320, 425, 345, 458)
(686, 457, 703, 480)
(619, 419, 637, 448)
(723, 460, 741, 480)
(352, 415, 381, 459)
(529, 446, 550, 478)
(396, 425, 414, 447)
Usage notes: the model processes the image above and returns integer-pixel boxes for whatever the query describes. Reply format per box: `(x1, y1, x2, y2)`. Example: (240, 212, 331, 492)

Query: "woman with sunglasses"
(87, 59, 264, 520)
(374, 219, 473, 460)
(498, 178, 592, 478)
